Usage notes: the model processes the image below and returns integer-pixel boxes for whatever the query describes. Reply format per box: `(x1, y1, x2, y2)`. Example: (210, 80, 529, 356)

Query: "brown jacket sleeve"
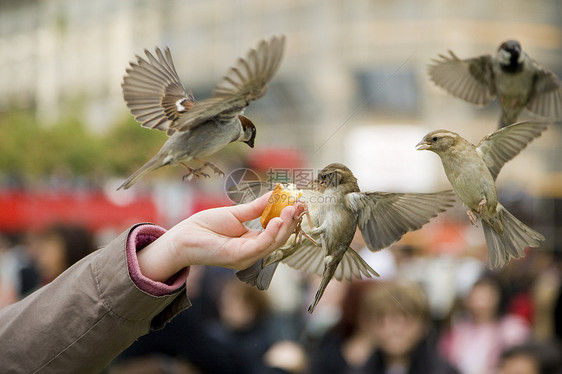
(0, 225, 191, 374)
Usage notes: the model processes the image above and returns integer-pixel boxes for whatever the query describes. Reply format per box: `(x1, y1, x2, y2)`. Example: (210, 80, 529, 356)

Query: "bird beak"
(245, 138, 255, 148)
(238, 115, 256, 148)
(312, 178, 326, 189)
(415, 140, 431, 150)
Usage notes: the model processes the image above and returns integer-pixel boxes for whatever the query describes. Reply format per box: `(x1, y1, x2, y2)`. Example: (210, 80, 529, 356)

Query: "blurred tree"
(102, 116, 167, 175)
(0, 110, 166, 180)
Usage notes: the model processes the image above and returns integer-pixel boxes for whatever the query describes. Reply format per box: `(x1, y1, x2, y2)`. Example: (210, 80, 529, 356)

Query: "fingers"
(249, 203, 305, 256)
(229, 191, 273, 224)
(266, 202, 305, 241)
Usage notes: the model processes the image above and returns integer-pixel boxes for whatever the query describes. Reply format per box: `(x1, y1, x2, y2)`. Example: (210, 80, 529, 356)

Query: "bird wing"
(476, 121, 549, 180)
(278, 188, 378, 281)
(282, 241, 378, 281)
(170, 35, 286, 132)
(122, 47, 194, 133)
(526, 60, 562, 119)
(428, 50, 496, 106)
(346, 190, 455, 252)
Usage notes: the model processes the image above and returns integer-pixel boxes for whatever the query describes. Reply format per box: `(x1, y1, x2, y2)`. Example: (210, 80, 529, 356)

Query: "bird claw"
(180, 161, 223, 181)
(299, 229, 320, 246)
(477, 197, 487, 215)
(291, 216, 320, 247)
(208, 166, 225, 177)
(182, 169, 210, 180)
(466, 210, 479, 227)
(194, 159, 225, 177)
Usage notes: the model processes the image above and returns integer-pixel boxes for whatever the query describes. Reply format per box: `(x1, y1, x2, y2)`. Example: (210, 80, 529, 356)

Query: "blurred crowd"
(1, 223, 561, 374)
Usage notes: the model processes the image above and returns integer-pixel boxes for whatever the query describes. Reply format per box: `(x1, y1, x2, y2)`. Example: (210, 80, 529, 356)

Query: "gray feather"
(236, 259, 279, 291)
(483, 204, 545, 268)
(117, 157, 163, 190)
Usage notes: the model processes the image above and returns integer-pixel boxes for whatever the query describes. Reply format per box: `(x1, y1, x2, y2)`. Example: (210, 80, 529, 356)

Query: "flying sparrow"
(237, 163, 455, 313)
(416, 121, 547, 268)
(428, 40, 562, 128)
(117, 35, 286, 190)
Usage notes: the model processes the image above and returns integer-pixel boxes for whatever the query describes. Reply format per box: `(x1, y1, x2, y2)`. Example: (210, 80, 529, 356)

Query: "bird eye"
(432, 136, 438, 141)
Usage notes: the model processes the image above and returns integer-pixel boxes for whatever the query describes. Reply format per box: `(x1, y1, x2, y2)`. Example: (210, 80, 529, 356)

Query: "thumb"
(229, 191, 273, 224)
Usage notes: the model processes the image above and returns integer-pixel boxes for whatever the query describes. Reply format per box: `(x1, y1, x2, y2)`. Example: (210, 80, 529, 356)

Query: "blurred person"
(109, 354, 201, 374)
(0, 233, 39, 307)
(439, 273, 531, 374)
(301, 277, 351, 348)
(555, 276, 562, 343)
(112, 266, 237, 374)
(0, 193, 304, 373)
(30, 223, 95, 284)
(309, 280, 458, 374)
(209, 278, 306, 374)
(498, 341, 562, 374)
(307, 281, 378, 374)
(371, 241, 485, 327)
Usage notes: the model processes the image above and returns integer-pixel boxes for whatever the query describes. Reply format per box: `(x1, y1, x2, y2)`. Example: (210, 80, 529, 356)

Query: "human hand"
(137, 192, 305, 282)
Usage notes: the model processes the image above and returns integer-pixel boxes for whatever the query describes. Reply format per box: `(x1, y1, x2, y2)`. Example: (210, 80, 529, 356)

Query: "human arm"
(137, 192, 303, 282)
(0, 193, 303, 373)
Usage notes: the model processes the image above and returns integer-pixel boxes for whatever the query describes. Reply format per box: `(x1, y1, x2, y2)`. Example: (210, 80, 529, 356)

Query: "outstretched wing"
(476, 121, 549, 180)
(122, 47, 194, 133)
(526, 59, 562, 120)
(170, 35, 286, 132)
(347, 190, 455, 252)
(282, 242, 379, 281)
(428, 50, 496, 106)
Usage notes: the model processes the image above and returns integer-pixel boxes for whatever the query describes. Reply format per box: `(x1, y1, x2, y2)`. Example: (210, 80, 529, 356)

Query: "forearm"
(0, 224, 190, 373)
(135, 225, 187, 283)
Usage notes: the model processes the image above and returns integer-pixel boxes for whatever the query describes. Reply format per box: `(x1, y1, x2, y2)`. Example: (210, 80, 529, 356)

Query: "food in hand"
(260, 183, 303, 228)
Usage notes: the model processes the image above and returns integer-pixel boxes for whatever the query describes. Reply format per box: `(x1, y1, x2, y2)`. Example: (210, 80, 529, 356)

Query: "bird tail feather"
(117, 158, 162, 190)
(308, 258, 341, 314)
(236, 259, 279, 291)
(483, 204, 544, 268)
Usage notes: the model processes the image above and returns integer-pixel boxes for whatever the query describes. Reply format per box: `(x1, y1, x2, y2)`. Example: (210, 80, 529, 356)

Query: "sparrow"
(416, 121, 547, 268)
(117, 35, 286, 190)
(428, 40, 562, 128)
(237, 163, 455, 313)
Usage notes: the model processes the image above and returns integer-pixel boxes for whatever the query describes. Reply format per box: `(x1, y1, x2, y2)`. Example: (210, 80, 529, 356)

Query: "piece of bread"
(260, 183, 303, 228)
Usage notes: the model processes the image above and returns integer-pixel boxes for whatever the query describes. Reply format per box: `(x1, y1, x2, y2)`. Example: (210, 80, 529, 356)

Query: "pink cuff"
(126, 224, 188, 296)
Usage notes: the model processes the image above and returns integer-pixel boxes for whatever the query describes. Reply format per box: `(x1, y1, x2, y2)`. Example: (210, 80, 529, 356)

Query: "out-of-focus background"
(1, 1, 562, 373)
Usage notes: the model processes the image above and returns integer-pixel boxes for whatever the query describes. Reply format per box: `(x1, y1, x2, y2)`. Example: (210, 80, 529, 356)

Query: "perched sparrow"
(428, 40, 562, 128)
(237, 163, 455, 313)
(416, 121, 547, 268)
(117, 35, 286, 190)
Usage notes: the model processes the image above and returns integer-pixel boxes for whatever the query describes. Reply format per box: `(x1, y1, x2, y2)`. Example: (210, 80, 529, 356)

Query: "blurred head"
(465, 274, 504, 323)
(360, 281, 430, 360)
(218, 279, 270, 331)
(499, 341, 562, 374)
(500, 350, 540, 374)
(335, 280, 377, 338)
(31, 223, 94, 282)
